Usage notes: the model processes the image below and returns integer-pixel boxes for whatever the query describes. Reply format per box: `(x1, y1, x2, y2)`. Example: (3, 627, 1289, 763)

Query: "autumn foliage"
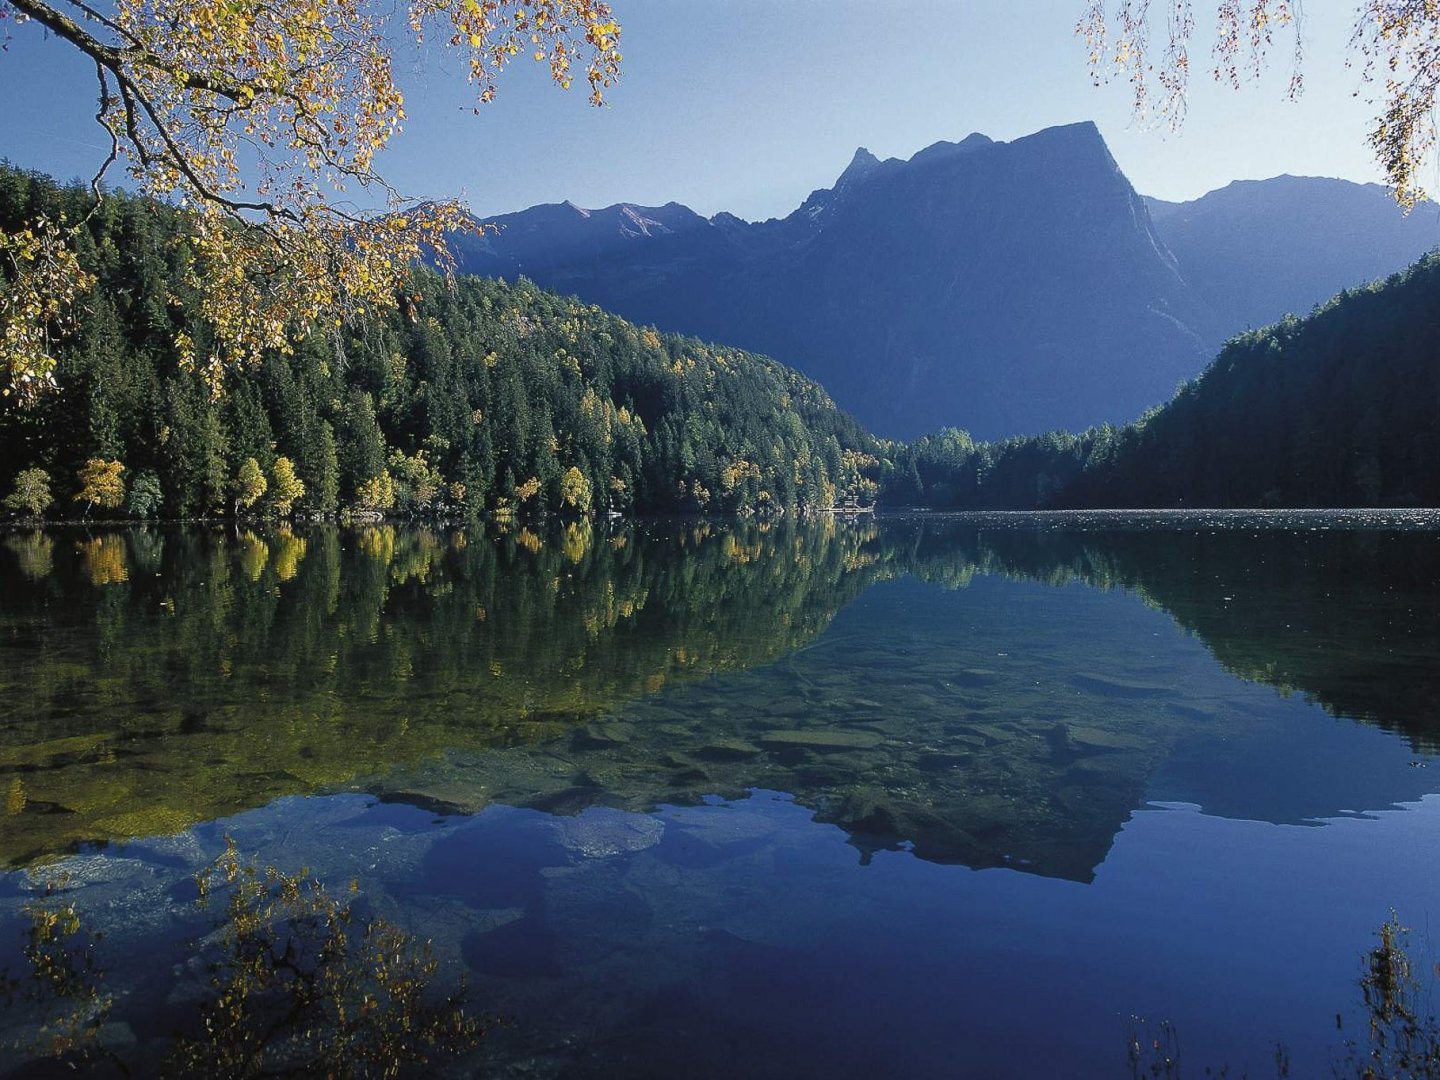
(1078, 0, 1440, 206)
(0, 0, 622, 395)
(73, 458, 125, 517)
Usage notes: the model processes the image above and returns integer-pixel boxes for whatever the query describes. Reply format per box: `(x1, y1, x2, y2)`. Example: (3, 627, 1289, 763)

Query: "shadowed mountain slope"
(453, 123, 1213, 440)
(1147, 176, 1439, 333)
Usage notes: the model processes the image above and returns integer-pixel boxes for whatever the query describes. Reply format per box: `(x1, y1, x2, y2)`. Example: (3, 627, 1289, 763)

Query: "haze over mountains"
(1145, 176, 1440, 337)
(451, 122, 1440, 440)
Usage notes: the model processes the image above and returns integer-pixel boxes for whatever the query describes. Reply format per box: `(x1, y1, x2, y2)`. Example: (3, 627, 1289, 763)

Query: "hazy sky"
(0, 0, 1397, 220)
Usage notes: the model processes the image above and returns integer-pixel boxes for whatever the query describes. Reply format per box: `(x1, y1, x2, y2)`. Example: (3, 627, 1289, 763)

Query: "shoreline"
(4, 505, 1439, 533)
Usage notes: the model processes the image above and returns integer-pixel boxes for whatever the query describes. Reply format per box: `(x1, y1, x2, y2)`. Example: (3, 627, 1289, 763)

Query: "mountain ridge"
(449, 123, 1438, 440)
(451, 121, 1213, 439)
(1145, 174, 1440, 332)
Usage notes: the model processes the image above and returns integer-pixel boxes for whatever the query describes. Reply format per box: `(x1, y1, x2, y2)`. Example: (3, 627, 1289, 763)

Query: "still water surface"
(1, 513, 1438, 1076)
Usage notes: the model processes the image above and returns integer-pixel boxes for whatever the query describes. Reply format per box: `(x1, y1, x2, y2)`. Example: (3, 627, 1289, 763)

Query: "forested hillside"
(1068, 254, 1440, 508)
(0, 168, 881, 519)
(887, 254, 1440, 510)
(4, 163, 1434, 521)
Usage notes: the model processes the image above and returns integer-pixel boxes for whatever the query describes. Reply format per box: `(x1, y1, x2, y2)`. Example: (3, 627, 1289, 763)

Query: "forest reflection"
(1, 515, 1436, 874)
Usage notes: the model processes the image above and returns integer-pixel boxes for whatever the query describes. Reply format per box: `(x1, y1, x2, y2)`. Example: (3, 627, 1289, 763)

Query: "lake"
(2, 512, 1438, 1077)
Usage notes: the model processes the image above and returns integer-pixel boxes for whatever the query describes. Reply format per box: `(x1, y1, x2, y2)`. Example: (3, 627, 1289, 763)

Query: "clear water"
(1, 513, 1438, 1077)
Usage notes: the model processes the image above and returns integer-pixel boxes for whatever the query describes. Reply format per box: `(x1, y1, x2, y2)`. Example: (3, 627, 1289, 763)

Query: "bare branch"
(87, 60, 120, 210)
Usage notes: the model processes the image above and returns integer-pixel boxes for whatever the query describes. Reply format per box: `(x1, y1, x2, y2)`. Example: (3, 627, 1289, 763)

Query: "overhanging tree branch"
(1080, 1, 1439, 205)
(0, 0, 623, 395)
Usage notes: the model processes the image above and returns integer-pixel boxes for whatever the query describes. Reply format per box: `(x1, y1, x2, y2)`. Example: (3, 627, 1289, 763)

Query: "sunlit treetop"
(0, 0, 622, 397)
(1078, 0, 1440, 208)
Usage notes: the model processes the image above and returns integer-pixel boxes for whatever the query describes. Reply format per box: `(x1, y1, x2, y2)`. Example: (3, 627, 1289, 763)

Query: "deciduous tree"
(355, 471, 396, 512)
(0, 0, 622, 395)
(269, 456, 305, 516)
(560, 464, 592, 513)
(125, 470, 164, 518)
(74, 458, 125, 518)
(1078, 1, 1440, 206)
(4, 467, 53, 518)
(233, 457, 267, 515)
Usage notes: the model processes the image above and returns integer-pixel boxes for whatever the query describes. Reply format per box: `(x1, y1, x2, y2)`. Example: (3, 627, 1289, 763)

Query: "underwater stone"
(961, 724, 1018, 745)
(571, 724, 632, 750)
(379, 784, 493, 815)
(1069, 673, 1173, 698)
(1065, 726, 1150, 752)
(1166, 702, 1216, 721)
(693, 739, 763, 761)
(939, 731, 990, 749)
(526, 786, 604, 816)
(464, 905, 527, 933)
(1072, 754, 1144, 779)
(97, 1022, 138, 1055)
(764, 700, 812, 719)
(130, 830, 209, 869)
(28, 853, 154, 889)
(668, 766, 712, 786)
(919, 751, 974, 772)
(759, 729, 884, 750)
(552, 808, 664, 858)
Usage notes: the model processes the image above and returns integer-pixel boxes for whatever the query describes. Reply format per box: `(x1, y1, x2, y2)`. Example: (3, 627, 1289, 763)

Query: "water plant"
(1128, 915, 1439, 1079)
(3, 840, 486, 1077)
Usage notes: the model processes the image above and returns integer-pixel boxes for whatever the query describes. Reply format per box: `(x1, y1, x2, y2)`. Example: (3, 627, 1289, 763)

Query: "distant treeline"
(3, 165, 1436, 518)
(889, 252, 1440, 510)
(0, 167, 881, 520)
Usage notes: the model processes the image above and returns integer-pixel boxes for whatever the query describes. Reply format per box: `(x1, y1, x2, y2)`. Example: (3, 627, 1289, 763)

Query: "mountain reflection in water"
(2, 513, 1437, 882)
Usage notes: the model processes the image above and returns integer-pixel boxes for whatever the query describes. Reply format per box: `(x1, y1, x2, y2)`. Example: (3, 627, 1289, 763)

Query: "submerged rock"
(571, 723, 633, 750)
(551, 808, 664, 859)
(960, 723, 1018, 745)
(759, 729, 884, 750)
(97, 1021, 138, 1056)
(463, 905, 527, 933)
(919, 751, 974, 772)
(1166, 702, 1216, 721)
(379, 784, 493, 816)
(693, 739, 763, 762)
(128, 830, 209, 870)
(764, 700, 812, 719)
(1065, 726, 1150, 752)
(1069, 673, 1173, 699)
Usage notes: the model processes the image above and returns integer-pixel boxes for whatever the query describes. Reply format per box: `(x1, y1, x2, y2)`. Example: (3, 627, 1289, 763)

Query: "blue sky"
(0, 0, 1391, 220)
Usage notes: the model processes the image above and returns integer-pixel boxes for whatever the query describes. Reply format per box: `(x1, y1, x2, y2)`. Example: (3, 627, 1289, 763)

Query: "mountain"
(454, 129, 1440, 441)
(450, 198, 725, 283)
(1146, 176, 1440, 333)
(453, 122, 1215, 440)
